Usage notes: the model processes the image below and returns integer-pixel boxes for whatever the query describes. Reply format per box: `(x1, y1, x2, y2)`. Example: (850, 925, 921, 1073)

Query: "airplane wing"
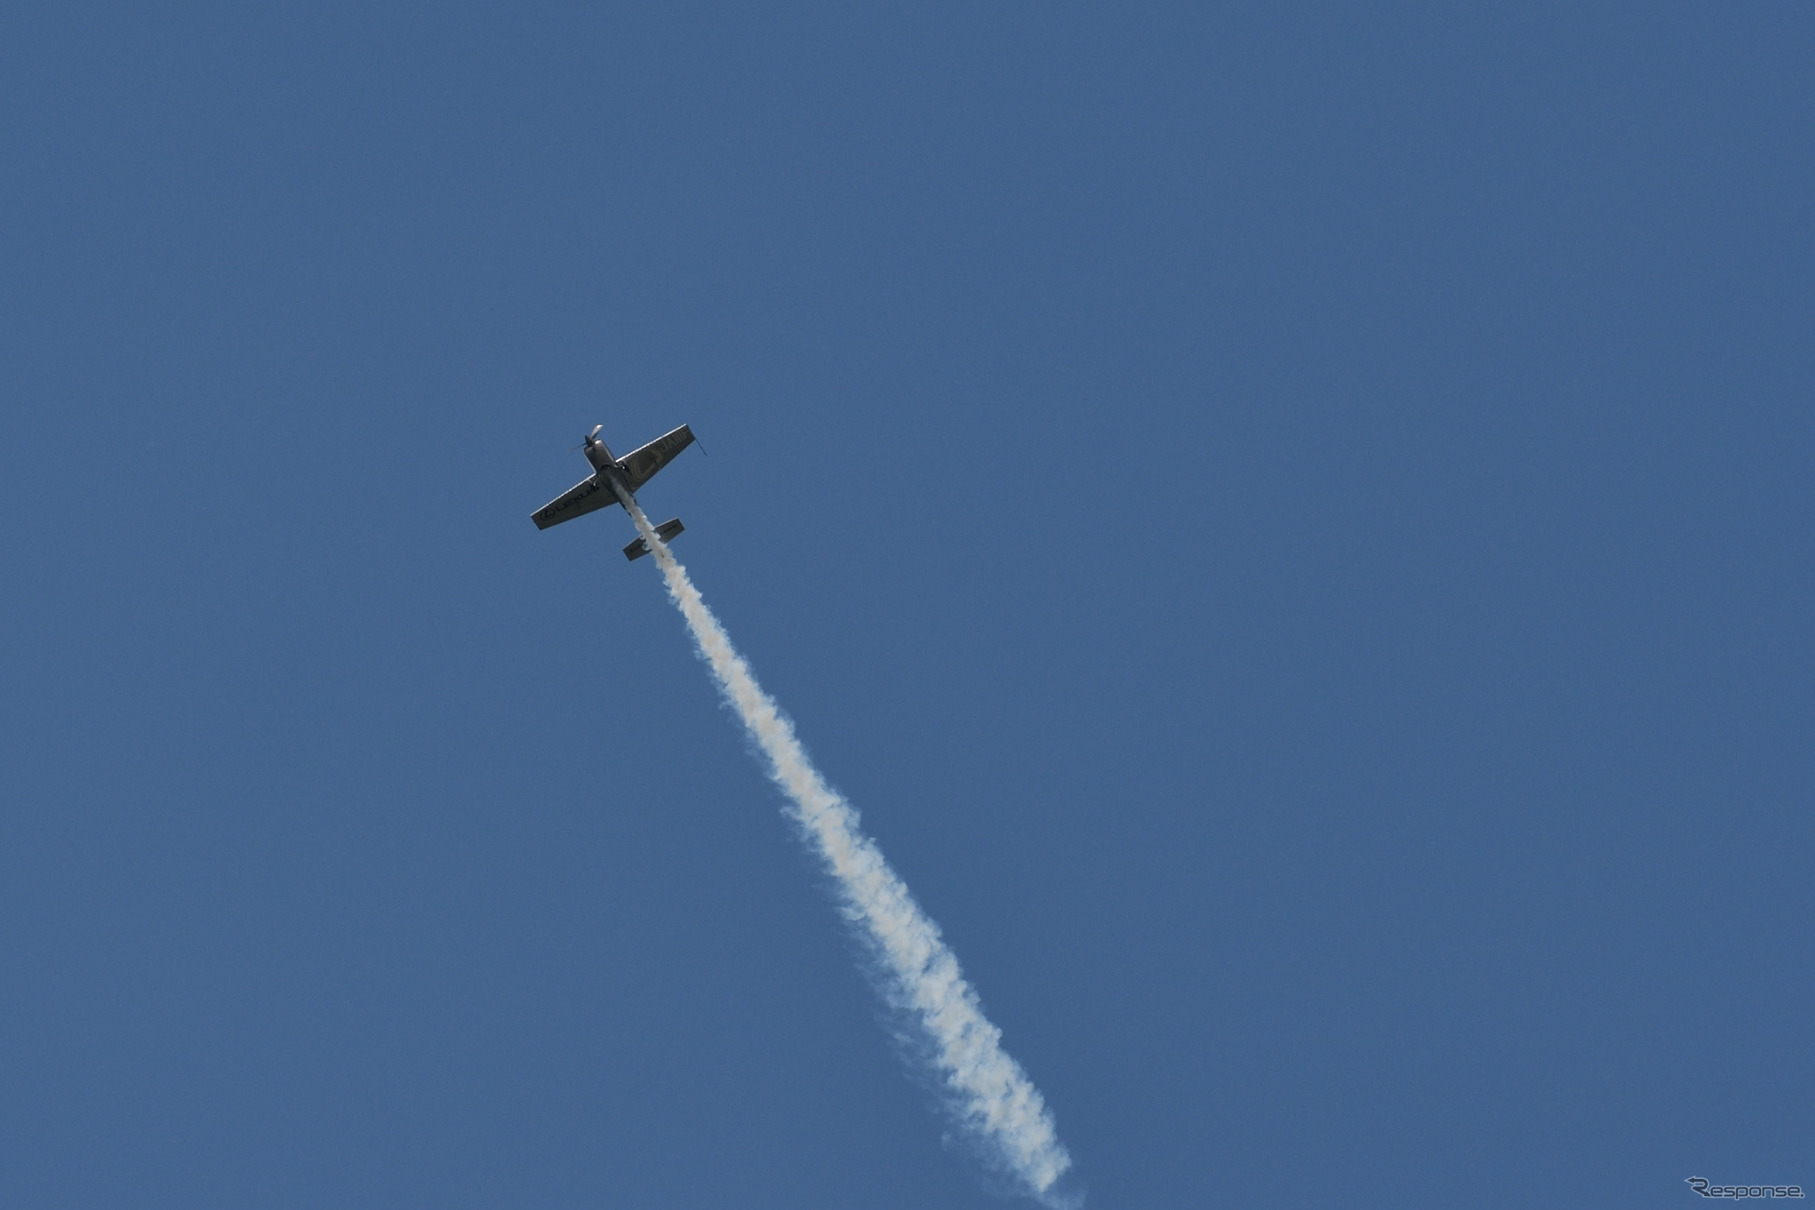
(618, 424, 695, 493)
(531, 474, 616, 530)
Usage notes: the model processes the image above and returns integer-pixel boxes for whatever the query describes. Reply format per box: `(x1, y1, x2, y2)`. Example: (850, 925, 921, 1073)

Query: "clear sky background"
(2, 4, 1810, 1207)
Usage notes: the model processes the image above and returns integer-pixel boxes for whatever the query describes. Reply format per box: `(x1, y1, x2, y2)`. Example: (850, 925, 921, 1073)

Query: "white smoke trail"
(614, 488, 1076, 1205)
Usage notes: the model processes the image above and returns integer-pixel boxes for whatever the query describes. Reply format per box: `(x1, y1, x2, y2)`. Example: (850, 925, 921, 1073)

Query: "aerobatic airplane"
(531, 422, 696, 560)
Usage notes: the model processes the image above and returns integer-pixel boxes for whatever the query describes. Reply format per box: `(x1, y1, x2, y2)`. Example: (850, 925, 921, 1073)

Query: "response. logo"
(1687, 1178, 1805, 1199)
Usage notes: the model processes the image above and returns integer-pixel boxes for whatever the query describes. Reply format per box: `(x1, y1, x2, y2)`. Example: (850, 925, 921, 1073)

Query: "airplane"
(531, 422, 696, 560)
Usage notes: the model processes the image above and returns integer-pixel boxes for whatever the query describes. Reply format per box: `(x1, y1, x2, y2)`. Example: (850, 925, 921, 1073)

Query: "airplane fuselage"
(582, 434, 633, 504)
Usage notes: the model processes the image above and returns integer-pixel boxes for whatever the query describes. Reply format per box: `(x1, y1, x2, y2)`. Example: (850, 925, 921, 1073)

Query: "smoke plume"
(614, 488, 1076, 1205)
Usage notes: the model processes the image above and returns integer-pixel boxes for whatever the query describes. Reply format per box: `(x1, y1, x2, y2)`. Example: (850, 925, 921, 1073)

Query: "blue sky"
(2, 4, 1810, 1207)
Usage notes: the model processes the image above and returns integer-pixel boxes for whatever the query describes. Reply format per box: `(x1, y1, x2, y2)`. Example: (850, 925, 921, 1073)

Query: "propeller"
(573, 424, 603, 450)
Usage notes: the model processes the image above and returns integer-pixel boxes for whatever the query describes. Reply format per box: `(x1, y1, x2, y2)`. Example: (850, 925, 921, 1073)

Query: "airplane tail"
(624, 517, 684, 561)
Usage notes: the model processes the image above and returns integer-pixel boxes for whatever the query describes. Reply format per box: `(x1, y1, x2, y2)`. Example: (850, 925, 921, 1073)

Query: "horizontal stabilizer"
(624, 518, 684, 561)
